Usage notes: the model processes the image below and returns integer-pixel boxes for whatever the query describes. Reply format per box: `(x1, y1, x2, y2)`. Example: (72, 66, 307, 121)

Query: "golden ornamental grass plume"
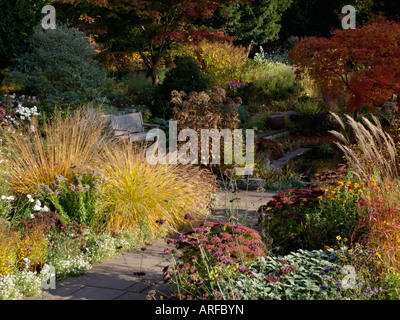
(2, 108, 111, 195)
(94, 142, 217, 235)
(329, 112, 398, 184)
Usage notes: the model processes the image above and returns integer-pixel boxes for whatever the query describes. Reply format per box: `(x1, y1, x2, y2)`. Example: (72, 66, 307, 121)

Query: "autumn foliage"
(289, 19, 400, 113)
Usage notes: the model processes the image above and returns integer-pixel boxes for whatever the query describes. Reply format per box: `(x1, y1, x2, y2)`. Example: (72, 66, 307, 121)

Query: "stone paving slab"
(24, 190, 275, 301)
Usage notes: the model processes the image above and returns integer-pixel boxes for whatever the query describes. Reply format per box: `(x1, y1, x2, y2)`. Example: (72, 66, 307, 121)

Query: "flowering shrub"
(258, 188, 324, 252)
(163, 219, 268, 299)
(223, 80, 247, 100)
(0, 93, 40, 127)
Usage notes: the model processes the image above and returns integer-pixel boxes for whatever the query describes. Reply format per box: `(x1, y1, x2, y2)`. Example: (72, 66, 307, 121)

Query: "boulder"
(237, 178, 266, 191)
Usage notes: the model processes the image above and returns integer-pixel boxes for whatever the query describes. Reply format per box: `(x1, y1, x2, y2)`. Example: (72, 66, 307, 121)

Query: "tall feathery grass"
(1, 107, 217, 236)
(329, 112, 398, 185)
(95, 142, 216, 235)
(1, 108, 111, 195)
(330, 112, 400, 274)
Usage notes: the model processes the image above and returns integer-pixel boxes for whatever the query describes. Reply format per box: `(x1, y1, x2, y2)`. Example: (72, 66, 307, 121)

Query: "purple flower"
(229, 216, 239, 223)
(184, 212, 195, 220)
(156, 218, 166, 225)
(27, 247, 32, 252)
(320, 285, 328, 290)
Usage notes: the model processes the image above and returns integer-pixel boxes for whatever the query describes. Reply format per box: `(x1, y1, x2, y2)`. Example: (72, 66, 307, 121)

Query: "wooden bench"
(109, 112, 159, 142)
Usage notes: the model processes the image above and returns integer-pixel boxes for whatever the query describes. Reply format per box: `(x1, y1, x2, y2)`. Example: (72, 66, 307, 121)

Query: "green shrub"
(153, 56, 210, 119)
(9, 24, 107, 105)
(242, 49, 302, 108)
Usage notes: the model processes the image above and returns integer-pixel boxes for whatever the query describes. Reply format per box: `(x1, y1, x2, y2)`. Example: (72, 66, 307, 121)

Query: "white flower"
(1, 195, 5, 200)
(27, 194, 34, 203)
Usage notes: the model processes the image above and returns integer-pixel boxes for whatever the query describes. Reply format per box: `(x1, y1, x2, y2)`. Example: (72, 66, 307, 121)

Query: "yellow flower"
(376, 252, 381, 258)
(343, 238, 348, 242)
(348, 249, 353, 253)
(341, 199, 347, 204)
(317, 195, 323, 200)
(336, 235, 342, 241)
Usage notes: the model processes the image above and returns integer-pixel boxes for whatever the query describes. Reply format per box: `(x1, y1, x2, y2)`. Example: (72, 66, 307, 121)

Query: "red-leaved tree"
(53, 0, 252, 84)
(288, 19, 400, 115)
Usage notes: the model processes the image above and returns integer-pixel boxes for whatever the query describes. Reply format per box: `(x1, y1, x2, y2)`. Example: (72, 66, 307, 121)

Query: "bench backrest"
(110, 112, 144, 134)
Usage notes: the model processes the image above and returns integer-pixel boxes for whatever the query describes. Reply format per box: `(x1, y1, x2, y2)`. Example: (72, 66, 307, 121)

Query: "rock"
(268, 114, 285, 130)
(237, 178, 266, 191)
(380, 102, 398, 114)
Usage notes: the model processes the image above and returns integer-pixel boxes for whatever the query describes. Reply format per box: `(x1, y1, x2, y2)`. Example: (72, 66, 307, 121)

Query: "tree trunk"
(150, 66, 161, 85)
(245, 40, 254, 58)
(0, 72, 4, 89)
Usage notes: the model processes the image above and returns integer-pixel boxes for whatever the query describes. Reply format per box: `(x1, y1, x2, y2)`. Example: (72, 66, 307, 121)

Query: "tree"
(10, 24, 107, 104)
(206, 0, 293, 56)
(0, 0, 47, 86)
(288, 19, 400, 115)
(279, 0, 345, 39)
(53, 0, 252, 84)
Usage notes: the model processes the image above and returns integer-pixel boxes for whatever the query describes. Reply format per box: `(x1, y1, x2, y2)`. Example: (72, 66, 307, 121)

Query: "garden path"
(24, 190, 276, 300)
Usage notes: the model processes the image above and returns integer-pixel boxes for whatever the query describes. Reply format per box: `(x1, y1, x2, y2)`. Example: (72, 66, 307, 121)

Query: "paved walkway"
(25, 190, 275, 300)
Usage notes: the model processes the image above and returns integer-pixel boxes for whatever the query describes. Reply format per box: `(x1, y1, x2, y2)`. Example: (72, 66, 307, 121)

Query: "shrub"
(171, 87, 241, 166)
(289, 19, 400, 114)
(164, 220, 268, 299)
(179, 40, 249, 87)
(288, 112, 333, 136)
(258, 188, 325, 252)
(9, 24, 107, 105)
(154, 56, 210, 118)
(97, 51, 166, 72)
(242, 53, 302, 109)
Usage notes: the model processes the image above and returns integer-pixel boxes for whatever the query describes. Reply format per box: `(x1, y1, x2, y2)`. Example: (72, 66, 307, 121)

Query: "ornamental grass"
(1, 108, 111, 195)
(94, 142, 217, 235)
